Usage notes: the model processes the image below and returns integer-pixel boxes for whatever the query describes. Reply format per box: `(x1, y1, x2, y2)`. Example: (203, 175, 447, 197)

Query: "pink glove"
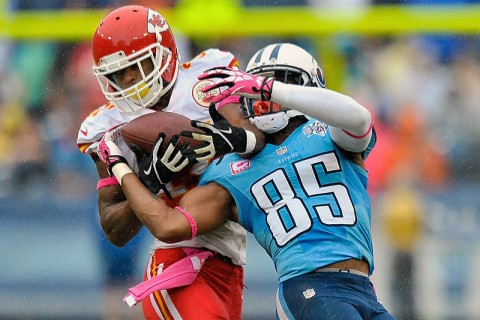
(198, 67, 274, 104)
(97, 123, 127, 176)
(217, 95, 241, 110)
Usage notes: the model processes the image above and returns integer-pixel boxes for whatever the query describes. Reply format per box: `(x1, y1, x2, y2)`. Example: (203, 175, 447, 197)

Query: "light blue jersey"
(200, 119, 376, 283)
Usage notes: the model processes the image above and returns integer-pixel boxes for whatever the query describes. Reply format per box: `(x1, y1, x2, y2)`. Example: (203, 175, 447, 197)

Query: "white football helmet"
(243, 43, 325, 133)
(92, 5, 179, 113)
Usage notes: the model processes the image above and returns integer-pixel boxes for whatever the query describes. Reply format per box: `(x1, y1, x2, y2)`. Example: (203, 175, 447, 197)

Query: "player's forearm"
(271, 82, 372, 136)
(120, 173, 193, 243)
(94, 160, 143, 246)
(98, 186, 144, 247)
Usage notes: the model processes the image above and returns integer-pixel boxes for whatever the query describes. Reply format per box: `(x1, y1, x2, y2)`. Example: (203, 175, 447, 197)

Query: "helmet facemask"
(241, 69, 307, 134)
(241, 96, 303, 134)
(242, 43, 326, 133)
(93, 42, 174, 113)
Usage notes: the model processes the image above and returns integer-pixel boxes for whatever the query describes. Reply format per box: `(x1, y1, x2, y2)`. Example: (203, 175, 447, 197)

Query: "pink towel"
(123, 248, 213, 307)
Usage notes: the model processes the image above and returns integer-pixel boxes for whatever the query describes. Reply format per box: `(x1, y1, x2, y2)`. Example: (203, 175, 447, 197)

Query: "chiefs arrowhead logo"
(147, 10, 169, 33)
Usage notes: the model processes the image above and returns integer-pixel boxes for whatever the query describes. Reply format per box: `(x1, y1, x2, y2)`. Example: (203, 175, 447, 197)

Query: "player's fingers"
(171, 152, 187, 170)
(129, 143, 147, 159)
(180, 141, 209, 157)
(162, 141, 192, 171)
(192, 152, 214, 163)
(208, 103, 226, 123)
(154, 132, 166, 145)
(160, 185, 173, 200)
(162, 142, 179, 163)
(211, 91, 232, 104)
(144, 181, 160, 195)
(197, 67, 230, 80)
(169, 135, 180, 148)
(190, 144, 213, 157)
(186, 120, 208, 133)
(186, 155, 199, 165)
(179, 130, 213, 143)
(152, 132, 167, 158)
(200, 81, 231, 94)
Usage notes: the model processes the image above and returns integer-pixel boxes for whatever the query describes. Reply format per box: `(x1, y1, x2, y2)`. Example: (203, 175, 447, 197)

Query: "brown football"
(121, 111, 204, 154)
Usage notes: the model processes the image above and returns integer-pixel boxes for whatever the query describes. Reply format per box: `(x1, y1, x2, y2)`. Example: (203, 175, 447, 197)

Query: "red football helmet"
(92, 5, 179, 113)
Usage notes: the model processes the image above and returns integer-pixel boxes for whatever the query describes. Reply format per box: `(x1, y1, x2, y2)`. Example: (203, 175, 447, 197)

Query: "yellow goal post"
(1, 1, 480, 41)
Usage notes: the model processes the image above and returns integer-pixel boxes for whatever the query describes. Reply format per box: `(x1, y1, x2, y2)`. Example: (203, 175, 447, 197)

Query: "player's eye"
(106, 72, 119, 83)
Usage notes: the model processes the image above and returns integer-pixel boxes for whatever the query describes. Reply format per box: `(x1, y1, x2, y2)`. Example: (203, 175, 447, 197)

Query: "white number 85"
(250, 152, 356, 247)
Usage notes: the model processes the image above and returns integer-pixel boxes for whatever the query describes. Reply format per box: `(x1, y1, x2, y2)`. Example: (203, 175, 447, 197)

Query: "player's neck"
(268, 117, 307, 145)
(151, 87, 174, 111)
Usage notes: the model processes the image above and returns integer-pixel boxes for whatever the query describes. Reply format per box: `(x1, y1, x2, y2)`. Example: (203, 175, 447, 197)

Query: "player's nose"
(120, 66, 142, 87)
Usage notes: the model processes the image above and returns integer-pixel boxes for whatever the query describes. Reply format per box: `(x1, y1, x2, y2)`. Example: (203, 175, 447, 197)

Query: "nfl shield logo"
(303, 288, 316, 299)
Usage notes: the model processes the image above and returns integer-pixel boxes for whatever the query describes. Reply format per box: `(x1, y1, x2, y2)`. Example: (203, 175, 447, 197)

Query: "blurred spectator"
(441, 49, 480, 180)
(64, 42, 106, 126)
(387, 104, 450, 188)
(11, 41, 58, 117)
(42, 77, 97, 198)
(365, 102, 450, 190)
(380, 182, 423, 320)
(357, 37, 452, 190)
(9, 0, 66, 10)
(9, 113, 50, 194)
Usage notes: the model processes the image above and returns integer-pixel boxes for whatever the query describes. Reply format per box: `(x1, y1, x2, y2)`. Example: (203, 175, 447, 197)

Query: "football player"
(77, 5, 263, 320)
(97, 43, 397, 319)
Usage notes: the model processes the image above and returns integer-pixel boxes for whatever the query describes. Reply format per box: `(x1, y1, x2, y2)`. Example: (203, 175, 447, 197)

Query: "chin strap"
(251, 109, 305, 134)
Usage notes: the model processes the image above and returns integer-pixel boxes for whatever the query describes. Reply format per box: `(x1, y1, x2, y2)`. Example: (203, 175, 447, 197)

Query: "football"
(121, 111, 204, 154)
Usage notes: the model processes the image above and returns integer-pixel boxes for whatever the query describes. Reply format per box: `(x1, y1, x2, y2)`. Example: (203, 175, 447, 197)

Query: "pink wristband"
(96, 176, 120, 190)
(175, 206, 197, 240)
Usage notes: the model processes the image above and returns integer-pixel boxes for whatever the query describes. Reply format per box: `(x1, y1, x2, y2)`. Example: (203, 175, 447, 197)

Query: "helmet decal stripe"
(254, 48, 265, 64)
(268, 44, 282, 60)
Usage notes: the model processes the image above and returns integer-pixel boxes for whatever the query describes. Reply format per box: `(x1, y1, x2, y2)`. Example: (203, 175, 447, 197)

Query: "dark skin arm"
(120, 171, 236, 243)
(96, 102, 258, 247)
(95, 160, 143, 247)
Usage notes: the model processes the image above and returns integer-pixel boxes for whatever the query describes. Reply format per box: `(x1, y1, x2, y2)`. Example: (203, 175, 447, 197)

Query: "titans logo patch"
(303, 120, 327, 138)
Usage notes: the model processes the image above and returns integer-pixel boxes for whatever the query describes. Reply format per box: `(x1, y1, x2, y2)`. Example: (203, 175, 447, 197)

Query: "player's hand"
(98, 123, 128, 176)
(131, 133, 194, 195)
(198, 67, 274, 104)
(179, 104, 256, 162)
